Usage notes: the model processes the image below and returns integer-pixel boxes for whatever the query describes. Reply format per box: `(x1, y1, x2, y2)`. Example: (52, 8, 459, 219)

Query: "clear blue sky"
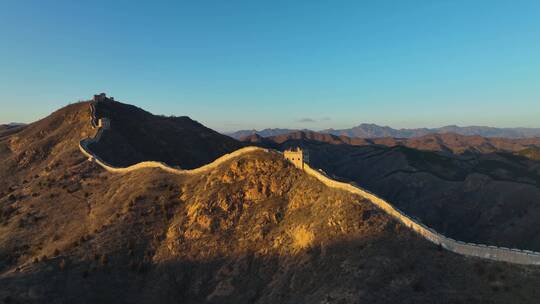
(1, 0, 539, 131)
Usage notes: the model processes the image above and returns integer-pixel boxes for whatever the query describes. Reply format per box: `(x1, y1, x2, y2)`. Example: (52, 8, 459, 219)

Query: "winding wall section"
(79, 102, 540, 265)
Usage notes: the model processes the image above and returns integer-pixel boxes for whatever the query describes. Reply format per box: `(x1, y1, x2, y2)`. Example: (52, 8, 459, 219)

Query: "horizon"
(1, 1, 539, 131)
(2, 98, 540, 133)
(226, 123, 540, 134)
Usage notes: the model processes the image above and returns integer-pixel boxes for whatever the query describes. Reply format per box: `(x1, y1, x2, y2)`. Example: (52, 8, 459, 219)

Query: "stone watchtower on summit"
(284, 147, 309, 170)
(93, 93, 116, 103)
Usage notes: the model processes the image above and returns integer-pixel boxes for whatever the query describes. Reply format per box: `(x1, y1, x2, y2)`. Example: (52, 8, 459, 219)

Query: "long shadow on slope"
(2, 232, 540, 304)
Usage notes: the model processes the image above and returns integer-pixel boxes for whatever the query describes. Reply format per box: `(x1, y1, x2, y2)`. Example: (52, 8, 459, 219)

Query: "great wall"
(80, 104, 268, 175)
(79, 101, 540, 265)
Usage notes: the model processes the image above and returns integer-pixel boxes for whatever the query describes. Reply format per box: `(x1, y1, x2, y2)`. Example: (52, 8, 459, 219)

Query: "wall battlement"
(78, 102, 540, 265)
(93, 92, 116, 103)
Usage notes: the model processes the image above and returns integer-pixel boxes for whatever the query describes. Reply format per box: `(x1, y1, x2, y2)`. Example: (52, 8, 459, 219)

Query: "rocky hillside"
(89, 100, 242, 169)
(2, 101, 540, 303)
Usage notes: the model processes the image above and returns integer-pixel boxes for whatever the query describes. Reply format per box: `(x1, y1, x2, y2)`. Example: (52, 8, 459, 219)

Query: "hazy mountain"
(230, 124, 540, 140)
(243, 130, 371, 147)
(245, 130, 540, 156)
(3, 99, 540, 303)
(227, 128, 305, 139)
(0, 123, 25, 131)
(321, 123, 540, 139)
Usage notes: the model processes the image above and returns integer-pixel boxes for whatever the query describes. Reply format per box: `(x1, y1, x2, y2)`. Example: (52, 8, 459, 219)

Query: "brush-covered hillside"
(1, 100, 540, 303)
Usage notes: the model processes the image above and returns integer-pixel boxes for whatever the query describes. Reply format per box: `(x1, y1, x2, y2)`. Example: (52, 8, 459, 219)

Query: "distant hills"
(243, 130, 540, 156)
(228, 123, 540, 139)
(0, 122, 25, 130)
(227, 128, 301, 139)
(323, 124, 540, 139)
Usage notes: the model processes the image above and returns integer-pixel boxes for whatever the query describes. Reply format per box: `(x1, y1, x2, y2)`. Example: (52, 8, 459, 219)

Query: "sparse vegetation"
(518, 146, 540, 161)
(290, 226, 315, 250)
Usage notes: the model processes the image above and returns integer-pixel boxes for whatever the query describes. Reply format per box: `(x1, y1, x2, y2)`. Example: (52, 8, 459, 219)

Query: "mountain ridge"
(228, 123, 540, 139)
(243, 130, 540, 156)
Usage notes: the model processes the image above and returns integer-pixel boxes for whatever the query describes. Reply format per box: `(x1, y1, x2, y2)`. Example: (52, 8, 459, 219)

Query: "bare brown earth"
(2, 102, 540, 303)
(246, 131, 540, 251)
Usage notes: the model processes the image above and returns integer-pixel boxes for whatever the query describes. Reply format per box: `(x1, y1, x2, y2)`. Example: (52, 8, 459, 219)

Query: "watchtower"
(93, 93, 107, 102)
(284, 147, 309, 170)
(93, 93, 116, 103)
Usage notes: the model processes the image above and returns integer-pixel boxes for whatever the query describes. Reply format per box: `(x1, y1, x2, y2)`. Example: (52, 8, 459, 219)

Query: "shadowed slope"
(89, 100, 242, 169)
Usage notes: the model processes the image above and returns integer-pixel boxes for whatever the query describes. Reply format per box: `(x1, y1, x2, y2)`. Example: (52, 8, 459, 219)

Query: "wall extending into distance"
(302, 164, 540, 265)
(79, 102, 540, 265)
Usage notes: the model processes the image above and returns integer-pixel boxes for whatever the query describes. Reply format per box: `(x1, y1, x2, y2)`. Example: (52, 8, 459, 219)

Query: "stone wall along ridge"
(302, 163, 540, 265)
(79, 102, 540, 265)
(78, 103, 272, 175)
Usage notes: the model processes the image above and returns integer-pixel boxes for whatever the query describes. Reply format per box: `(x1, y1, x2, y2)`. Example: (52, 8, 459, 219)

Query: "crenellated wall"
(79, 102, 540, 265)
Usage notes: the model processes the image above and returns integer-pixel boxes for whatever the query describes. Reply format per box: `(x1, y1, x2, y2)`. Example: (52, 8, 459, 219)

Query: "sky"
(0, 0, 539, 132)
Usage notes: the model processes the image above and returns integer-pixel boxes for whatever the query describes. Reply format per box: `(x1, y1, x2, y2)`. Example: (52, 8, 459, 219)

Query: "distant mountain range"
(0, 122, 25, 129)
(227, 128, 302, 139)
(228, 123, 540, 139)
(242, 130, 540, 156)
